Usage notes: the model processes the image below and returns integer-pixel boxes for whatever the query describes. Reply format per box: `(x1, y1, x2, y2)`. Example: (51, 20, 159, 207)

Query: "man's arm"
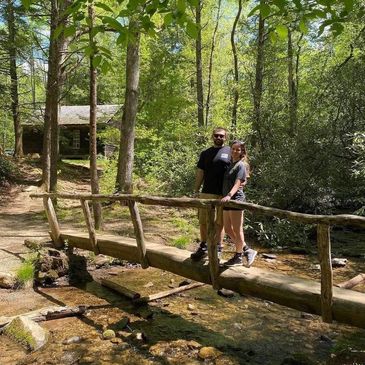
(194, 168, 204, 194)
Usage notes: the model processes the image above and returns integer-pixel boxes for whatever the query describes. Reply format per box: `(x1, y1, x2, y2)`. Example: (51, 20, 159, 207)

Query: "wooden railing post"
(43, 197, 63, 248)
(80, 199, 100, 255)
(128, 201, 149, 269)
(206, 205, 220, 290)
(317, 223, 333, 323)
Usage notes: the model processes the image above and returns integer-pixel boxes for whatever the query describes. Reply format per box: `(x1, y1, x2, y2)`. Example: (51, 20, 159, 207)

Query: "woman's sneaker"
(223, 253, 243, 267)
(245, 248, 257, 267)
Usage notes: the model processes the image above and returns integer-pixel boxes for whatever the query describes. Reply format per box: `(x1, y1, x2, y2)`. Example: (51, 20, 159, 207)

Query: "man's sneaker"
(245, 248, 257, 267)
(223, 253, 243, 267)
(191, 245, 208, 261)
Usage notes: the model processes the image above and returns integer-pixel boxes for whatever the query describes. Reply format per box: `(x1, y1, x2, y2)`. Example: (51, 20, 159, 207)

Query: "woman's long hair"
(231, 140, 250, 177)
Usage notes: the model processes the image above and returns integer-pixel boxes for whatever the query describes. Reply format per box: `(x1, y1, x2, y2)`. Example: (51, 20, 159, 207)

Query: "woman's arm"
(221, 178, 245, 202)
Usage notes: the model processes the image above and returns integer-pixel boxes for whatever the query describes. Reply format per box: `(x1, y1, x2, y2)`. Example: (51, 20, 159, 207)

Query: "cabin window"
(72, 129, 80, 149)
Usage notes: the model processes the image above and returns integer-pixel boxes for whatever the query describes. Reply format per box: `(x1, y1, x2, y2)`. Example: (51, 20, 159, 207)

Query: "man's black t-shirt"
(197, 146, 231, 195)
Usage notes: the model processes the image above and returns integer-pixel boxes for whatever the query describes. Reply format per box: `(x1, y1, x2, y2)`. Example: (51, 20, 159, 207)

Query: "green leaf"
(95, 2, 114, 13)
(269, 30, 279, 43)
(92, 54, 102, 68)
(312, 9, 327, 18)
(102, 16, 125, 32)
(275, 24, 288, 38)
(293, 0, 302, 10)
(146, 3, 157, 14)
(53, 25, 64, 40)
(21, 0, 31, 10)
(260, 4, 271, 18)
(248, 4, 260, 17)
(91, 25, 105, 38)
(186, 20, 198, 39)
(64, 25, 76, 38)
(187, 0, 198, 7)
(101, 60, 111, 74)
(84, 45, 94, 57)
(177, 0, 187, 13)
(343, 0, 354, 12)
(272, 0, 286, 10)
(118, 9, 130, 17)
(116, 32, 127, 45)
(164, 13, 174, 26)
(127, 0, 139, 11)
(331, 22, 344, 36)
(299, 18, 308, 33)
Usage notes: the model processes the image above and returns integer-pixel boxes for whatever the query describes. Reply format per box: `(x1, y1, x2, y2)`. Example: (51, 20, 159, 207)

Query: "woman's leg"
(230, 210, 245, 253)
(223, 210, 236, 244)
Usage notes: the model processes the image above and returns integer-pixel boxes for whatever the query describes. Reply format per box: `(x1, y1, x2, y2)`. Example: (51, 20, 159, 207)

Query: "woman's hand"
(221, 195, 231, 202)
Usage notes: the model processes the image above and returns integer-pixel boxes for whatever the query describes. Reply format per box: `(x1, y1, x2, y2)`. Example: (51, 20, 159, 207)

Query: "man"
(191, 127, 257, 267)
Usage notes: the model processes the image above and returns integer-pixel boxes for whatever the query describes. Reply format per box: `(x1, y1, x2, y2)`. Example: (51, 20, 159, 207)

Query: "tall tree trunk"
(287, 28, 298, 137)
(42, 0, 69, 192)
(195, 0, 204, 128)
(230, 0, 242, 132)
(252, 11, 265, 149)
(205, 0, 222, 127)
(88, 1, 102, 229)
(7, 0, 23, 158)
(30, 48, 36, 109)
(116, 23, 140, 193)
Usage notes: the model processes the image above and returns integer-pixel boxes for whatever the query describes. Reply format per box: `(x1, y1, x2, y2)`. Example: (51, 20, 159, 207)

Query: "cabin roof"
(24, 105, 122, 126)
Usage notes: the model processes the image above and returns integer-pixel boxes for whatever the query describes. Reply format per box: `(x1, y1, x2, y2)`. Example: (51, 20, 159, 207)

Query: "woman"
(221, 141, 257, 267)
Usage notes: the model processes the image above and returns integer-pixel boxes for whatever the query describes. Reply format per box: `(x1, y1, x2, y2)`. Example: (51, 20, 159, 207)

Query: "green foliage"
(15, 254, 37, 287)
(0, 156, 16, 184)
(172, 236, 191, 249)
(245, 216, 314, 248)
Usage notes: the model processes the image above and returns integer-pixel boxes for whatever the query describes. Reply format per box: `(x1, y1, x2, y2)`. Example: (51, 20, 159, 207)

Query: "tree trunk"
(287, 28, 298, 137)
(116, 23, 140, 193)
(230, 0, 242, 132)
(42, 0, 69, 192)
(205, 0, 222, 127)
(195, 0, 204, 128)
(88, 2, 102, 229)
(252, 11, 265, 149)
(7, 0, 23, 158)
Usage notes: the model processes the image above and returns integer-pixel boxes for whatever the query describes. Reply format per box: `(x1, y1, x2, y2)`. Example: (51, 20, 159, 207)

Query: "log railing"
(31, 193, 365, 324)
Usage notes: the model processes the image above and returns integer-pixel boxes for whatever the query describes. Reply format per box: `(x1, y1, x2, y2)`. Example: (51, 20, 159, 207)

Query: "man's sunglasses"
(213, 134, 225, 138)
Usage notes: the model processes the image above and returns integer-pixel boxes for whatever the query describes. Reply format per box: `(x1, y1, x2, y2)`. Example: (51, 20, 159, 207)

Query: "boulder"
(3, 316, 48, 351)
(198, 346, 222, 360)
(0, 272, 17, 289)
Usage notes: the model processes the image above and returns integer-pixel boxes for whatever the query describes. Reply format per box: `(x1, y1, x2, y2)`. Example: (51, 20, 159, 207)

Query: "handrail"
(31, 191, 365, 324)
(30, 193, 365, 228)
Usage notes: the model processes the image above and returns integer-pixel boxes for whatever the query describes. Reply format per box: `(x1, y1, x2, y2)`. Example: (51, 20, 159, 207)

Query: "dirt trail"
(0, 184, 49, 273)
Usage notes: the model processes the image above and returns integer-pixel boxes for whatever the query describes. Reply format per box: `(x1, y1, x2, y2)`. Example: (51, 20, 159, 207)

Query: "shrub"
(0, 156, 16, 184)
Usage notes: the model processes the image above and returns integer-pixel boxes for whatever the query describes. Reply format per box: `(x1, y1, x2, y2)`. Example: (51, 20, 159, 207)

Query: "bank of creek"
(1, 162, 365, 365)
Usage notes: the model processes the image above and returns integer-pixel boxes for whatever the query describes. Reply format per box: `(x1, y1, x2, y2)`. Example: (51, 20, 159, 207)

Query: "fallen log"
(0, 305, 88, 328)
(100, 278, 141, 300)
(135, 282, 205, 303)
(337, 274, 365, 289)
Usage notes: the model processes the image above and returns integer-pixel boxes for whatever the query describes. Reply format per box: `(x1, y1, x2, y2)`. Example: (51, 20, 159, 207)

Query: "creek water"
(1, 248, 365, 365)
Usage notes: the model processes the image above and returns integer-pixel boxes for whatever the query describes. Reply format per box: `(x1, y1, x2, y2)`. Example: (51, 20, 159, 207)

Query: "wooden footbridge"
(31, 193, 365, 329)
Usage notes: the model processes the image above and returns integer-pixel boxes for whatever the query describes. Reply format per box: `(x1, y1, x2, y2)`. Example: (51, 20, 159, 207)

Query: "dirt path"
(0, 184, 49, 274)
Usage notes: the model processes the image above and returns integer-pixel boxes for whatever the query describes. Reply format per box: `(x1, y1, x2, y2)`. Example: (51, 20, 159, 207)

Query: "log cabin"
(22, 105, 121, 159)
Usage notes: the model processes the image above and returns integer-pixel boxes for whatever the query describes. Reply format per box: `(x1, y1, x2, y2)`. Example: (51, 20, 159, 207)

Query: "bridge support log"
(60, 230, 365, 329)
(206, 206, 220, 290)
(42, 197, 63, 248)
(317, 224, 333, 323)
(80, 199, 99, 255)
(128, 201, 149, 269)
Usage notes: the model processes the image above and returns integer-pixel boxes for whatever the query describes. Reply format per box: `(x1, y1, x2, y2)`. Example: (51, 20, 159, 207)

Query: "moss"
(4, 317, 36, 350)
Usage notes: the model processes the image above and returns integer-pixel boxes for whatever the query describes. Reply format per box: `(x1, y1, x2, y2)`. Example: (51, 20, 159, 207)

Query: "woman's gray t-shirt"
(222, 161, 247, 201)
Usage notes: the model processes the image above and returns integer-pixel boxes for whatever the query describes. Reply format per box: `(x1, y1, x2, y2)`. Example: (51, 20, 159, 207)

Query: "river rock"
(94, 255, 110, 268)
(262, 253, 277, 259)
(179, 279, 192, 287)
(131, 331, 147, 342)
(102, 329, 116, 339)
(62, 336, 83, 345)
(36, 248, 69, 285)
(187, 304, 195, 310)
(143, 281, 154, 288)
(0, 272, 17, 288)
(4, 316, 48, 350)
(300, 313, 314, 320)
(217, 288, 235, 298)
(331, 258, 347, 267)
(198, 346, 222, 360)
(61, 350, 83, 365)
